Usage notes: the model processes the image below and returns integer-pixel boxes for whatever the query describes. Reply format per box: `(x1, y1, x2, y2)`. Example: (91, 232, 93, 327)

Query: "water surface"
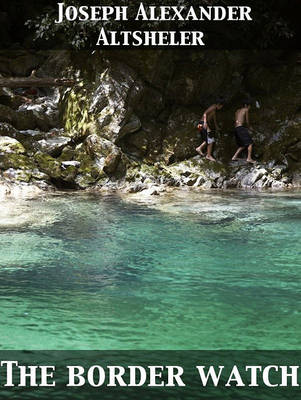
(0, 190, 300, 350)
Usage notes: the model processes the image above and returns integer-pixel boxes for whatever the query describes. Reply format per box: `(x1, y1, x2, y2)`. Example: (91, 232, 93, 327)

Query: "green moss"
(34, 152, 62, 179)
(59, 146, 75, 162)
(2, 168, 32, 183)
(0, 153, 35, 170)
(61, 165, 78, 182)
(0, 137, 25, 154)
(62, 85, 95, 139)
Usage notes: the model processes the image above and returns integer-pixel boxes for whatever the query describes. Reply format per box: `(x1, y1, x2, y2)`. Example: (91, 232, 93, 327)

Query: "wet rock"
(193, 175, 206, 187)
(141, 185, 164, 196)
(292, 172, 301, 187)
(271, 165, 287, 179)
(126, 183, 147, 193)
(0, 87, 24, 109)
(254, 175, 269, 189)
(271, 180, 286, 189)
(121, 121, 164, 162)
(0, 136, 25, 154)
(202, 181, 214, 190)
(182, 176, 198, 186)
(73, 144, 107, 185)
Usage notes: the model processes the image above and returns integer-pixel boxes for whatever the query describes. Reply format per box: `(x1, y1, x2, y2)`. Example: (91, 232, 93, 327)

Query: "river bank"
(1, 50, 300, 195)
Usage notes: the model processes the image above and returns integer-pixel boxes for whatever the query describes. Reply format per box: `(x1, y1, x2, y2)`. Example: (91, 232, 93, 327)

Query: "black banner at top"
(0, 0, 300, 49)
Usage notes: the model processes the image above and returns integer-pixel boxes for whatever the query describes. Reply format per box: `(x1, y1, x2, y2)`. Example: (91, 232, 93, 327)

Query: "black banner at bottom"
(0, 351, 300, 399)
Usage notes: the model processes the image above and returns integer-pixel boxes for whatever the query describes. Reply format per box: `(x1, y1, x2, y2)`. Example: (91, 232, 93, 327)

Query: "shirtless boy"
(196, 99, 224, 162)
(232, 101, 256, 164)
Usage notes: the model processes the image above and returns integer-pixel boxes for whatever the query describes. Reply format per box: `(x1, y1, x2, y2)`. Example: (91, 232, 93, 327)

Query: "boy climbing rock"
(196, 99, 224, 162)
(232, 101, 256, 163)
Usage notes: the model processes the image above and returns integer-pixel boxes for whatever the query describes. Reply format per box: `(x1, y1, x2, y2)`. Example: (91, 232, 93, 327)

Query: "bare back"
(202, 104, 217, 130)
(235, 107, 249, 127)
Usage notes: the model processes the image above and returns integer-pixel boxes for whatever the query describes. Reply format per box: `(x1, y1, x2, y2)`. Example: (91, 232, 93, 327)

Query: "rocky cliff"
(0, 49, 300, 197)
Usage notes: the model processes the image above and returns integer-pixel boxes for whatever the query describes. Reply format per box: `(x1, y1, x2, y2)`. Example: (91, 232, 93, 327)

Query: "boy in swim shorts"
(196, 99, 224, 162)
(232, 101, 256, 164)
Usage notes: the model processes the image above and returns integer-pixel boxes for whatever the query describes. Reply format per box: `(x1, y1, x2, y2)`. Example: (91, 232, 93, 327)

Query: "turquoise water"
(0, 190, 300, 350)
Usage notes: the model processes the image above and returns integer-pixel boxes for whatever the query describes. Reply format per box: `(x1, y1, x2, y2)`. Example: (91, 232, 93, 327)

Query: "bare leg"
(206, 143, 216, 162)
(232, 147, 245, 161)
(196, 141, 206, 156)
(247, 144, 256, 163)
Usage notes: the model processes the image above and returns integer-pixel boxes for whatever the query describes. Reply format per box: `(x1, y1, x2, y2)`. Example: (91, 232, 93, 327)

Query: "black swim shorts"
(235, 126, 253, 147)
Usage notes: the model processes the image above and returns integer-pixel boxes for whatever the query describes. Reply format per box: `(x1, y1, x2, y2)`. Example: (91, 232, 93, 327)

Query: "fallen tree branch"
(0, 77, 78, 88)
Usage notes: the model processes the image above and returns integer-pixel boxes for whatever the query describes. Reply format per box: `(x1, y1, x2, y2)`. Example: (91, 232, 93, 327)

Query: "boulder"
(85, 134, 115, 158)
(103, 148, 122, 176)
(35, 136, 71, 157)
(0, 104, 15, 124)
(13, 110, 37, 130)
(0, 153, 35, 171)
(0, 122, 19, 138)
(0, 136, 25, 154)
(88, 62, 144, 143)
(34, 152, 62, 179)
(2, 168, 32, 183)
(119, 114, 141, 138)
(240, 168, 267, 188)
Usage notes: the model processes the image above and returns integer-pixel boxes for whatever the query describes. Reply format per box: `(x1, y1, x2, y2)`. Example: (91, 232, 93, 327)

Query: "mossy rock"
(0, 123, 19, 139)
(74, 147, 106, 181)
(62, 87, 94, 140)
(0, 136, 25, 154)
(0, 153, 35, 171)
(61, 165, 78, 182)
(34, 152, 62, 179)
(2, 168, 32, 183)
(75, 173, 99, 189)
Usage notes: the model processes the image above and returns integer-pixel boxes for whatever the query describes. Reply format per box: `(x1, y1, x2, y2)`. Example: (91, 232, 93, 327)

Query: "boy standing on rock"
(196, 99, 224, 162)
(232, 101, 256, 163)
